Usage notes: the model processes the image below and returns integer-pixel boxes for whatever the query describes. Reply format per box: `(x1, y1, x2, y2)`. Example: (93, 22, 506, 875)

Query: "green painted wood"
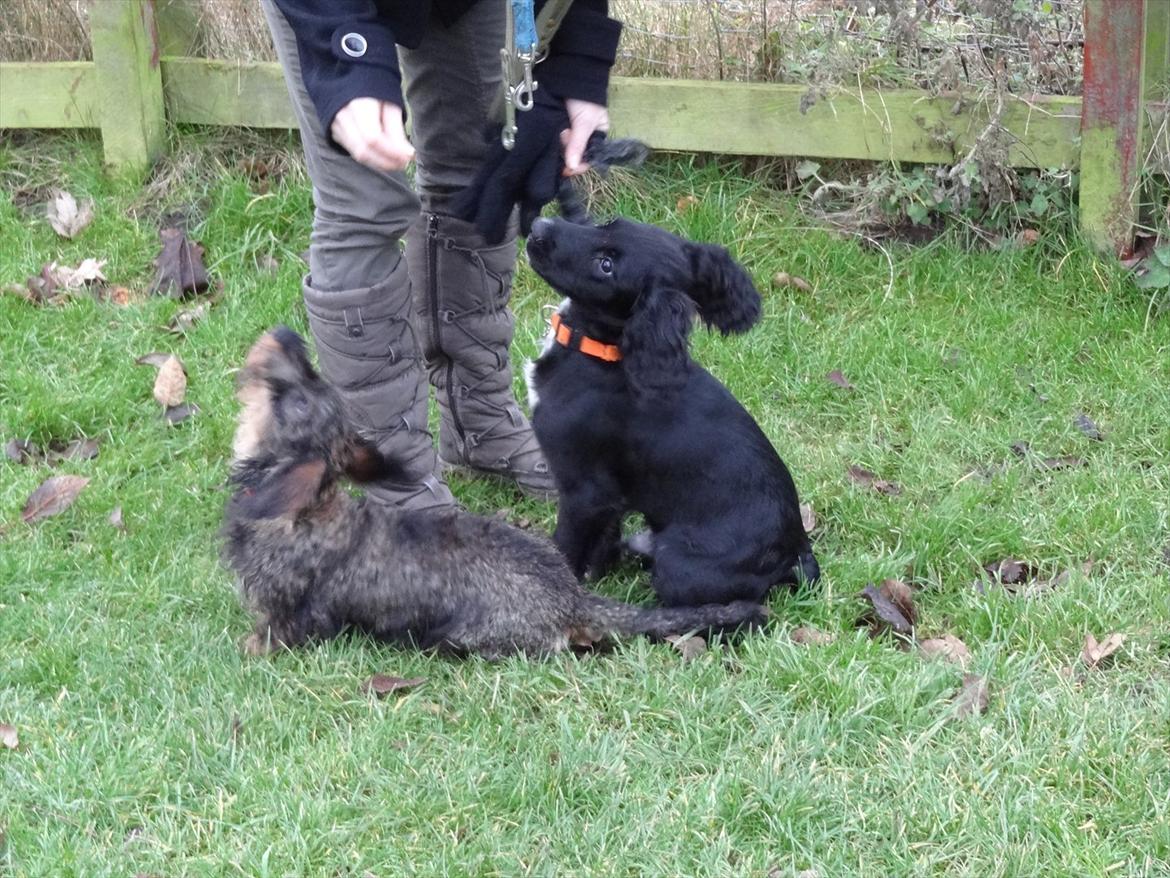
(1144, 0, 1170, 94)
(0, 62, 99, 128)
(155, 0, 204, 57)
(161, 58, 300, 128)
(607, 79, 1081, 168)
(1079, 0, 1148, 255)
(160, 60, 1081, 169)
(89, 0, 166, 174)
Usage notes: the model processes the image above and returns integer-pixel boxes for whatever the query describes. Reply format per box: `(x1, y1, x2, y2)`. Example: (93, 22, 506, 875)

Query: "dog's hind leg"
(649, 542, 773, 607)
(775, 549, 821, 588)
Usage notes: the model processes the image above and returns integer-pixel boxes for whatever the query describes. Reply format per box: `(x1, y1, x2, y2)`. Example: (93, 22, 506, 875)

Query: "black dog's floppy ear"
(339, 436, 408, 485)
(684, 242, 762, 334)
(234, 459, 327, 520)
(621, 283, 694, 399)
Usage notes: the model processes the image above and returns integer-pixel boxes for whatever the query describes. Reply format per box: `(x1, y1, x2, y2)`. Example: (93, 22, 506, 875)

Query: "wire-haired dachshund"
(221, 327, 767, 660)
(524, 216, 819, 607)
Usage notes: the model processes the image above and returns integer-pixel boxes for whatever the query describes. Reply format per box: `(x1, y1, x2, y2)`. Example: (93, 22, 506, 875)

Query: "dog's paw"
(622, 529, 654, 560)
(241, 632, 273, 657)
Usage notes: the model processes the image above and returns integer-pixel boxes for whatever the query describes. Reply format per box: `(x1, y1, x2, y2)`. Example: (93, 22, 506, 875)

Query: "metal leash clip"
(500, 0, 540, 149)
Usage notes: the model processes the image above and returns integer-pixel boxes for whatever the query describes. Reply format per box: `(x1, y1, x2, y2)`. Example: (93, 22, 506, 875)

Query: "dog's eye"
(598, 256, 614, 275)
(281, 390, 309, 417)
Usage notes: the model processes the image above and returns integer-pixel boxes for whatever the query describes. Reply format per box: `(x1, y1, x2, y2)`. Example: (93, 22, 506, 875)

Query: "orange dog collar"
(550, 312, 622, 363)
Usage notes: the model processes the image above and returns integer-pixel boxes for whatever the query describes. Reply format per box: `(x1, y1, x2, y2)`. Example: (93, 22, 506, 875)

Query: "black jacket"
(272, 0, 622, 139)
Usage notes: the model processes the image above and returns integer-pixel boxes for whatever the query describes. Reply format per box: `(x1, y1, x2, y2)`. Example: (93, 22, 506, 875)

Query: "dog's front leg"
(553, 495, 622, 580)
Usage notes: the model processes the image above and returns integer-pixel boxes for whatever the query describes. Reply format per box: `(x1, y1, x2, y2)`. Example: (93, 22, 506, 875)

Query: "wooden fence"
(0, 0, 1166, 255)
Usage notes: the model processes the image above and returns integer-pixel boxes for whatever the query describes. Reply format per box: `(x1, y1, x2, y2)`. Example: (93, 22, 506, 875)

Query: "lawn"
(1, 131, 1168, 877)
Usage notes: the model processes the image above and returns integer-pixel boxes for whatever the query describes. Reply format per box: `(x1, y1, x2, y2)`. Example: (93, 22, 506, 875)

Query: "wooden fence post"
(1079, 0, 1149, 256)
(89, 0, 166, 175)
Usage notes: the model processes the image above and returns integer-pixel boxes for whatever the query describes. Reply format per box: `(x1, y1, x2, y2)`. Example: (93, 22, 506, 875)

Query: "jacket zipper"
(427, 214, 465, 442)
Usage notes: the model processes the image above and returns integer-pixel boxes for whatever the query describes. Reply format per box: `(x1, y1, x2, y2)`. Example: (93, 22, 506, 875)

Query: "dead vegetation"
(2, 0, 1084, 96)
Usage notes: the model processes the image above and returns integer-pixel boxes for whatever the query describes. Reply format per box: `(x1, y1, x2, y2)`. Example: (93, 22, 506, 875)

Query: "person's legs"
(399, 7, 556, 498)
(261, 0, 452, 510)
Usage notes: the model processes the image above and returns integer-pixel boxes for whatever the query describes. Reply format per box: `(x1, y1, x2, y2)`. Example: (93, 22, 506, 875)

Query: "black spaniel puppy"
(524, 216, 819, 607)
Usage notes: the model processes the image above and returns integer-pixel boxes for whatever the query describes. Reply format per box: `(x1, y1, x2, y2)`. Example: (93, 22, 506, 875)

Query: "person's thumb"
(562, 123, 592, 176)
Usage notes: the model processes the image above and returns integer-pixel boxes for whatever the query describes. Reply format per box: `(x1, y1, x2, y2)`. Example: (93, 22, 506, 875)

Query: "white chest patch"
(526, 299, 571, 411)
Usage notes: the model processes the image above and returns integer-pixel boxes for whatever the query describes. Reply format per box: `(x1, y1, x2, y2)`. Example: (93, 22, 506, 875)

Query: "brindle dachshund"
(222, 327, 767, 660)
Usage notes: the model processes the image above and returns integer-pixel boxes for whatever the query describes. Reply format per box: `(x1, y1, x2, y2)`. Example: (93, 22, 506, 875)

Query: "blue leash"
(511, 0, 537, 53)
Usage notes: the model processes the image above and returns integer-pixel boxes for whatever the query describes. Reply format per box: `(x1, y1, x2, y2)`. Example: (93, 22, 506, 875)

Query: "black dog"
(221, 328, 767, 660)
(524, 216, 819, 607)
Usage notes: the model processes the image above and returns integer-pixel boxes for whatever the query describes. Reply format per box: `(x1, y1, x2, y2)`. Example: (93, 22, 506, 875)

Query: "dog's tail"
(577, 594, 768, 641)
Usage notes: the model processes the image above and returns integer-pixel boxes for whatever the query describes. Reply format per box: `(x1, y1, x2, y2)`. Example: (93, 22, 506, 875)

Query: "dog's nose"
(526, 218, 554, 258)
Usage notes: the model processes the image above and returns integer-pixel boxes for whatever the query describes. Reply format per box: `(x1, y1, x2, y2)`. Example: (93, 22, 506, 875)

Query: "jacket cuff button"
(340, 33, 368, 58)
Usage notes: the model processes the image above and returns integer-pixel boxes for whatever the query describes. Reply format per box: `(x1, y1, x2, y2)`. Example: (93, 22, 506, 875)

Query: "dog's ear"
(621, 283, 694, 398)
(234, 458, 327, 520)
(339, 436, 407, 484)
(684, 242, 762, 334)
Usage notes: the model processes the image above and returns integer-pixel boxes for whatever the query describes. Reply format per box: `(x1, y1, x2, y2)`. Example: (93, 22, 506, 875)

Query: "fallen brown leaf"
(1081, 632, 1125, 669)
(676, 194, 700, 213)
(665, 634, 707, 661)
(1039, 455, 1085, 471)
(952, 673, 990, 718)
(134, 352, 173, 368)
(1017, 228, 1040, 246)
(106, 285, 133, 306)
(164, 403, 200, 425)
(0, 723, 17, 749)
(167, 301, 212, 334)
(983, 558, 1039, 587)
(46, 189, 94, 239)
(826, 369, 854, 390)
(772, 271, 813, 293)
(847, 465, 902, 496)
(153, 355, 187, 408)
(150, 226, 209, 298)
(361, 674, 426, 697)
(23, 259, 107, 304)
(799, 503, 816, 533)
(790, 626, 836, 646)
(880, 579, 916, 625)
(21, 475, 89, 523)
(46, 438, 99, 464)
(5, 438, 37, 465)
(979, 558, 1089, 596)
(857, 580, 915, 638)
(919, 634, 971, 667)
(1073, 412, 1104, 441)
(51, 258, 106, 289)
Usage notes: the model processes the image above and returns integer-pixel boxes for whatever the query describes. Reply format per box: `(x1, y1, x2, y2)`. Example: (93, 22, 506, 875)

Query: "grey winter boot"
(301, 260, 455, 511)
(404, 213, 556, 499)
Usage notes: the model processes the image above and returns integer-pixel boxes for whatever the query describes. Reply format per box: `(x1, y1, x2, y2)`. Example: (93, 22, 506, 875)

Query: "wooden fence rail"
(0, 0, 1166, 255)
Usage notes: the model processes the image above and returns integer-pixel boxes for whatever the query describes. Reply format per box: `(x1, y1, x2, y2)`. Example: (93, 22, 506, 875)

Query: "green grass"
(2, 132, 1169, 878)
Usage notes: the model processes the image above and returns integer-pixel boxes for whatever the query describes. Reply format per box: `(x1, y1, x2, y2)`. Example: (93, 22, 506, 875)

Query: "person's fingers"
(380, 102, 415, 166)
(330, 98, 414, 172)
(561, 123, 592, 177)
(562, 99, 609, 177)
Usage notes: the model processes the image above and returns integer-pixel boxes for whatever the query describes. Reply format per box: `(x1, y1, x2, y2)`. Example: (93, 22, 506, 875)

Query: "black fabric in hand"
(452, 90, 569, 244)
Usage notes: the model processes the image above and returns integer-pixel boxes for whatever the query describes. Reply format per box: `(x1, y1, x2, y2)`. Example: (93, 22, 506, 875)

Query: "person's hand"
(561, 99, 609, 177)
(330, 97, 415, 172)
